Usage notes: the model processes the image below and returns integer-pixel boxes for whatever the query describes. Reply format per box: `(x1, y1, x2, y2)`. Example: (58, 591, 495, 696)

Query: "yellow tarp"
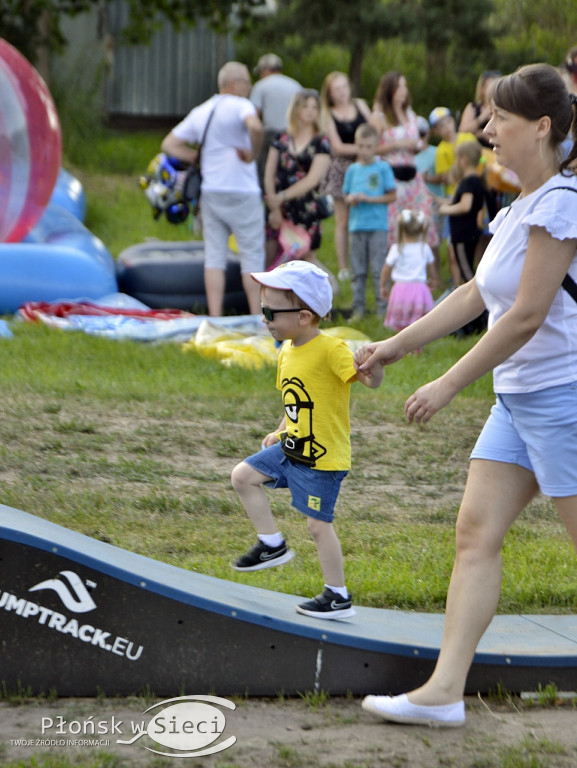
(182, 319, 370, 370)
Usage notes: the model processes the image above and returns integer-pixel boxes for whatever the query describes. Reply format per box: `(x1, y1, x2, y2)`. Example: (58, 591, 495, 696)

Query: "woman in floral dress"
(264, 90, 334, 278)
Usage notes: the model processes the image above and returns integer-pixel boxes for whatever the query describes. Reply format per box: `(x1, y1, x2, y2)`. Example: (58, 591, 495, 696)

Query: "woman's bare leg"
(333, 198, 349, 273)
(408, 459, 539, 705)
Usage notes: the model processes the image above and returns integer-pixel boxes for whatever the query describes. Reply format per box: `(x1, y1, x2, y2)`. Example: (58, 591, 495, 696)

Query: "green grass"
(0, 317, 574, 615)
(0, 127, 574, 617)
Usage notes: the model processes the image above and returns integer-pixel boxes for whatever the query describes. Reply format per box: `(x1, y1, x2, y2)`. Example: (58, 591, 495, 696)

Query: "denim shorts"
(244, 441, 347, 522)
(470, 382, 577, 497)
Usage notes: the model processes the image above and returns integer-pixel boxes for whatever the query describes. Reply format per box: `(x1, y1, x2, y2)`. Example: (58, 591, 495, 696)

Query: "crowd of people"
(161, 52, 577, 328)
(163, 53, 577, 729)
(161, 55, 543, 323)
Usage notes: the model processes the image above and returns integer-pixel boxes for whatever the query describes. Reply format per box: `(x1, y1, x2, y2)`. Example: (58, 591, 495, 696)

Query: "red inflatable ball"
(0, 39, 62, 243)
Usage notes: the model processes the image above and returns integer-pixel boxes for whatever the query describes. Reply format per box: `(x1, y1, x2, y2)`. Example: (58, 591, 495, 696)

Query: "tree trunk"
(36, 9, 51, 84)
(348, 42, 364, 97)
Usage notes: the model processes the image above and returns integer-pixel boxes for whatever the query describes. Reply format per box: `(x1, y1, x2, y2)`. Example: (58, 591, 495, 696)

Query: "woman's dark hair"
(374, 71, 410, 126)
(490, 63, 577, 172)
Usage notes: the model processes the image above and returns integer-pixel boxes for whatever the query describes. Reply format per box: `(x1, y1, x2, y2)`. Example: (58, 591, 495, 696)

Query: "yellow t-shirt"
(276, 333, 357, 470)
(435, 132, 476, 195)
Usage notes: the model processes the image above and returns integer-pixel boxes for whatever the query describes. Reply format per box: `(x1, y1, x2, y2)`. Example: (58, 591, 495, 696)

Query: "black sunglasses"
(261, 306, 303, 321)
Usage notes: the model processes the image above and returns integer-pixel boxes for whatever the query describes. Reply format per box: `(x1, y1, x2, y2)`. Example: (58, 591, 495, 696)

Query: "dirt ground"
(2, 693, 577, 767)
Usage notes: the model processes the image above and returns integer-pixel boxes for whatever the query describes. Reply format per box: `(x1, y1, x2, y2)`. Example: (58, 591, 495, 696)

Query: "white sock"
(326, 584, 349, 599)
(258, 532, 284, 548)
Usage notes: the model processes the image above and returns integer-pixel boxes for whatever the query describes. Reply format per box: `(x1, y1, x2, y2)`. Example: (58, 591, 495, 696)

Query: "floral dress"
(272, 132, 331, 250)
(379, 110, 439, 248)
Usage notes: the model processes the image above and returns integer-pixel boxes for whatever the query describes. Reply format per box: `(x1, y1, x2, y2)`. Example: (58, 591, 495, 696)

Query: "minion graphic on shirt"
(280, 377, 326, 467)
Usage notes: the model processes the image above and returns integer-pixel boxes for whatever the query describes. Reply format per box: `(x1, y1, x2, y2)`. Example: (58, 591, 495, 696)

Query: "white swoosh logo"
(260, 551, 282, 560)
(29, 570, 97, 613)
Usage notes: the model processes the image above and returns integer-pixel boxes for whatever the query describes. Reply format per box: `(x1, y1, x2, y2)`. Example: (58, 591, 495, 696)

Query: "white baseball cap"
(251, 260, 332, 318)
(428, 106, 452, 128)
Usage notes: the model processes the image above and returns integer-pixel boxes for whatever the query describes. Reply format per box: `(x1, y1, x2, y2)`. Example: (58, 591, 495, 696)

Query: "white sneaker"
(362, 694, 465, 727)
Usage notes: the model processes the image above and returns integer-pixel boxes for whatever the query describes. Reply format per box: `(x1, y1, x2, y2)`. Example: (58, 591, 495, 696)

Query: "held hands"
(354, 340, 404, 373)
(355, 342, 457, 423)
(353, 346, 385, 388)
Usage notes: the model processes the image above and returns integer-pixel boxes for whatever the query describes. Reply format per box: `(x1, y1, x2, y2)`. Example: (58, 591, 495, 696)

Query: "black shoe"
(231, 540, 295, 572)
(296, 587, 356, 620)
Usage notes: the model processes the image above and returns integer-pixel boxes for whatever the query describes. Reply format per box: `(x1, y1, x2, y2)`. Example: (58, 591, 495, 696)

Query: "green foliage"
(49, 56, 106, 168)
(239, 0, 417, 92)
(0, 0, 96, 63)
(235, 0, 577, 116)
(0, 0, 266, 64)
(534, 683, 561, 707)
(121, 0, 268, 42)
(298, 688, 331, 709)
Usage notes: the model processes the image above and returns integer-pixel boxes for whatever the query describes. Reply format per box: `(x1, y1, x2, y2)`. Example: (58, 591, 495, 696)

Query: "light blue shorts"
(470, 382, 577, 497)
(244, 442, 347, 522)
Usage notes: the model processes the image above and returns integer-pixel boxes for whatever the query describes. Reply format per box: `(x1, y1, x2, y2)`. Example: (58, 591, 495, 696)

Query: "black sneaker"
(231, 540, 295, 572)
(296, 587, 356, 620)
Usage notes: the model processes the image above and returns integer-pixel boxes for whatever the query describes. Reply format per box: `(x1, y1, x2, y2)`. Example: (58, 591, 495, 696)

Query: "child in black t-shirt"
(439, 140, 486, 284)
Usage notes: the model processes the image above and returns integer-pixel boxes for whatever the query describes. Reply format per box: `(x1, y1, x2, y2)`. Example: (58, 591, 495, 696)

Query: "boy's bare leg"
(231, 461, 277, 534)
(307, 517, 345, 588)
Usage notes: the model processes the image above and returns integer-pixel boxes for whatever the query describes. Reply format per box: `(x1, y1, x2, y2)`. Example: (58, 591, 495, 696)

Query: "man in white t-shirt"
(250, 53, 302, 188)
(161, 62, 264, 316)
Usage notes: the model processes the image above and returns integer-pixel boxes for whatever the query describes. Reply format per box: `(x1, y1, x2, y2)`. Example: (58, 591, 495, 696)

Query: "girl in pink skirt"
(381, 209, 437, 331)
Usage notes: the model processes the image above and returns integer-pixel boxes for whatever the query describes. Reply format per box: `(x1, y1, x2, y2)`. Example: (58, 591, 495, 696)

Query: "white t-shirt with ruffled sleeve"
(475, 173, 577, 393)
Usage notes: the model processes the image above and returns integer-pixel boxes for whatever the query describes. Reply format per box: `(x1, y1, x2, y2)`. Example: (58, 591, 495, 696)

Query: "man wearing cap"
(230, 260, 383, 619)
(161, 61, 264, 316)
(250, 53, 302, 188)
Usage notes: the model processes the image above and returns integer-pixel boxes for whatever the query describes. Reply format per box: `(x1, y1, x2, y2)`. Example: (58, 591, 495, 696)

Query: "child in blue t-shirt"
(343, 123, 396, 320)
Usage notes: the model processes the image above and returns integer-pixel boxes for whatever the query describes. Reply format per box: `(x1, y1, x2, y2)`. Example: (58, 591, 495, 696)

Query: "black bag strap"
(540, 187, 577, 303)
(562, 272, 577, 302)
(197, 97, 220, 157)
(504, 185, 577, 303)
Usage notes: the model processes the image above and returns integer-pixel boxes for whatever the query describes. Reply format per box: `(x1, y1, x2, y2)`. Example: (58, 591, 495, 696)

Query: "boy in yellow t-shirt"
(429, 107, 477, 285)
(231, 260, 383, 619)
(429, 107, 476, 197)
